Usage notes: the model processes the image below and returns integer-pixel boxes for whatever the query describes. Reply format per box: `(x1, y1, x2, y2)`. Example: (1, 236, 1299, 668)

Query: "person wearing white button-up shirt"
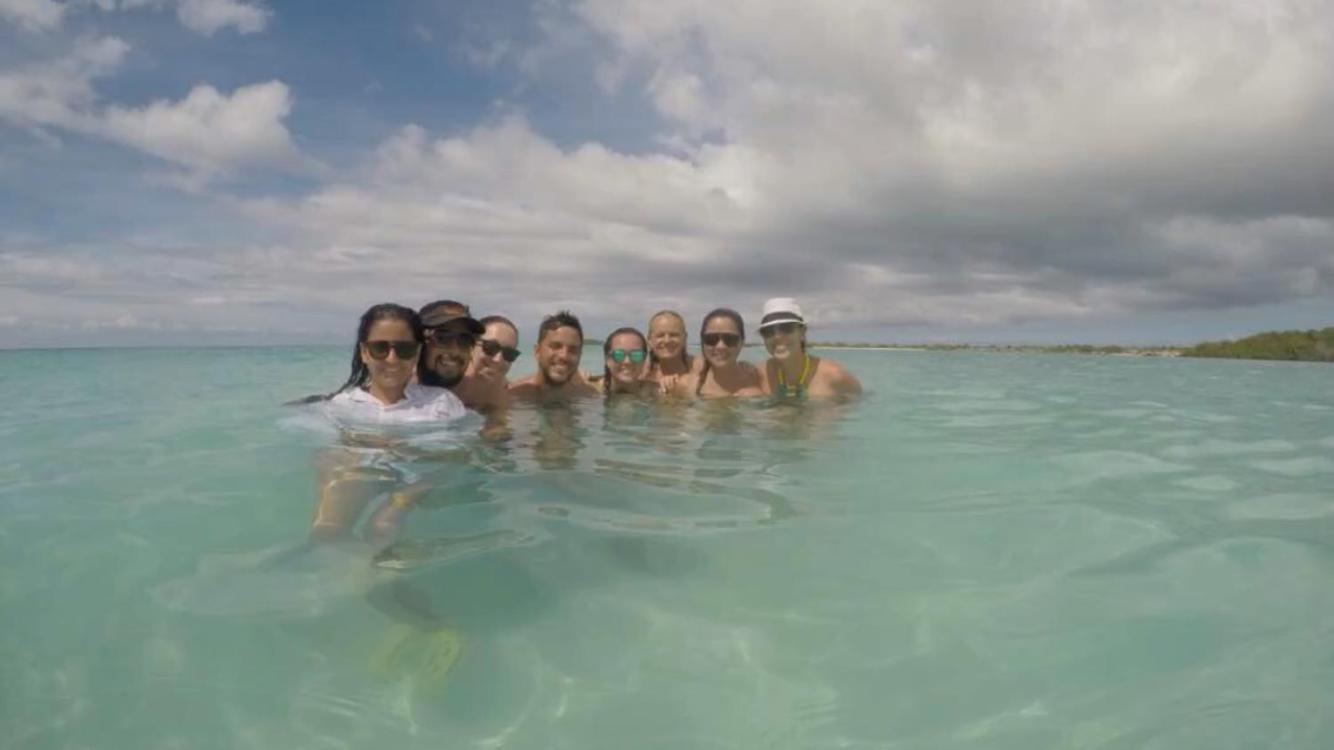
(310, 303, 470, 546)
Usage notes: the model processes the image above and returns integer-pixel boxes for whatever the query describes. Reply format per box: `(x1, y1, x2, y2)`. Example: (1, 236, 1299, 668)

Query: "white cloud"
(0, 252, 107, 284)
(90, 0, 268, 35)
(0, 39, 303, 183)
(0, 36, 129, 131)
(227, 0, 1334, 333)
(175, 0, 268, 36)
(4, 0, 1333, 343)
(0, 0, 65, 31)
(101, 80, 302, 181)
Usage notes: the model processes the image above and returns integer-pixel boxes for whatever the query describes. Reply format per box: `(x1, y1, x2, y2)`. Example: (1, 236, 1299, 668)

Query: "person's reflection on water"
(758, 396, 856, 443)
(531, 402, 588, 470)
(696, 396, 749, 435)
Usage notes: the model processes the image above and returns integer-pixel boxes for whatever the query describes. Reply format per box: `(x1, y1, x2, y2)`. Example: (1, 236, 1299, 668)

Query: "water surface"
(2, 348, 1332, 748)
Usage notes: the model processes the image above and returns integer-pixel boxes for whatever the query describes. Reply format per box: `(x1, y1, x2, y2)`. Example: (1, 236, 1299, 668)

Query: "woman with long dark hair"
(310, 303, 469, 545)
(660, 308, 765, 398)
(318, 303, 468, 418)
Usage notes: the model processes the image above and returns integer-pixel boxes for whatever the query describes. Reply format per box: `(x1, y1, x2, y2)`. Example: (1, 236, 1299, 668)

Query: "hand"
(659, 374, 682, 395)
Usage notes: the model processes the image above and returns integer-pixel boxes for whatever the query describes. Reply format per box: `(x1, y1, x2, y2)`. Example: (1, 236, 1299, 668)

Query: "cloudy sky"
(2, 0, 1332, 348)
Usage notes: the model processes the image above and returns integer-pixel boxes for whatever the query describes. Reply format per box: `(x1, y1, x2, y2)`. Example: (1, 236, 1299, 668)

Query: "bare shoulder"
(816, 356, 862, 394)
(739, 360, 764, 384)
(508, 374, 538, 396)
(570, 370, 601, 396)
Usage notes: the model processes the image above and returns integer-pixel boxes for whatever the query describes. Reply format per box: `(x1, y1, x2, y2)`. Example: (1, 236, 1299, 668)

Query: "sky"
(1, 0, 1332, 348)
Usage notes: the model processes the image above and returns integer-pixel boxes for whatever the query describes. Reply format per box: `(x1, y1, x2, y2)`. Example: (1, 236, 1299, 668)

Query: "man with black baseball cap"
(418, 299, 484, 390)
(758, 297, 861, 399)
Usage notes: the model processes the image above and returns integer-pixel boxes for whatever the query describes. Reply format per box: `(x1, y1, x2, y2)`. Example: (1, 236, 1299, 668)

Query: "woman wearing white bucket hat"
(758, 297, 862, 399)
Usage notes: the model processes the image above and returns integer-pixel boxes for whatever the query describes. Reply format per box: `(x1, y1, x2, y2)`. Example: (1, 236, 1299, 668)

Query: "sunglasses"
(428, 329, 477, 348)
(702, 333, 741, 348)
(364, 340, 420, 360)
(608, 348, 646, 363)
(480, 338, 521, 363)
(761, 322, 801, 337)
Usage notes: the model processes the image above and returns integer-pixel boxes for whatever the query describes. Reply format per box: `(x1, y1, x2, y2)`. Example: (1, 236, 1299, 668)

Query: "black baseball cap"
(419, 299, 484, 334)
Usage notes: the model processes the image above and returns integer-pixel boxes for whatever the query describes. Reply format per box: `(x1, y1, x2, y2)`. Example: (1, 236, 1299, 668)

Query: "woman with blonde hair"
(644, 309, 701, 385)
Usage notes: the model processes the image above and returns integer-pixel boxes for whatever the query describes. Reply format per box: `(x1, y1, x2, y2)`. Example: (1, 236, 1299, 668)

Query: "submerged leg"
(363, 480, 434, 549)
(309, 449, 395, 541)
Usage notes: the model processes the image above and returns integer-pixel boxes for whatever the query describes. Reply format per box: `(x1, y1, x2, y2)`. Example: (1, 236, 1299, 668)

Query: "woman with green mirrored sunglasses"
(601, 327, 654, 396)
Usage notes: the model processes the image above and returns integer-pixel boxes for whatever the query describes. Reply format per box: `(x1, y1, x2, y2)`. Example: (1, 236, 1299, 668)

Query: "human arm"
(826, 360, 862, 396)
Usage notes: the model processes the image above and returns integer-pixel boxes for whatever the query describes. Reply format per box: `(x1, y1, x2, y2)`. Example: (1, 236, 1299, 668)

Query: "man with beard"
(418, 299, 484, 393)
(508, 310, 599, 402)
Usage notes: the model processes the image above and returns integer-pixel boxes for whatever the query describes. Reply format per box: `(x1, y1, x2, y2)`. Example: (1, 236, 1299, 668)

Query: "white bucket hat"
(758, 297, 805, 330)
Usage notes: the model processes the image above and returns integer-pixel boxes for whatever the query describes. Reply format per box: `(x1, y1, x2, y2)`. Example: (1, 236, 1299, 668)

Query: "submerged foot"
(370, 623, 463, 688)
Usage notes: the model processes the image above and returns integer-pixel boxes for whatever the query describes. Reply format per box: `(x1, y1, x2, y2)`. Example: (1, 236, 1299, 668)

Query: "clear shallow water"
(3, 347, 1333, 749)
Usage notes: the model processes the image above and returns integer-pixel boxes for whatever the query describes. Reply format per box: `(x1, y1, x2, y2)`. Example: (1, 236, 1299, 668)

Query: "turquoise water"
(3, 347, 1333, 748)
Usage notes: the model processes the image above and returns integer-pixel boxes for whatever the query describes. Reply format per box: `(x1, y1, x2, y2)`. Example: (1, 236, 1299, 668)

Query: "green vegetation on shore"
(1180, 327, 1334, 362)
(804, 325, 1334, 362)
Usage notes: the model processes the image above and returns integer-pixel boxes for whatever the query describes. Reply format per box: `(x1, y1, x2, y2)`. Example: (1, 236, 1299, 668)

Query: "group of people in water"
(303, 297, 861, 546)
(320, 297, 860, 417)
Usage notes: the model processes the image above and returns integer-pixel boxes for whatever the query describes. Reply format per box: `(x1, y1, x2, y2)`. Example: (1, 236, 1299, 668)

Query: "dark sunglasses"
(702, 333, 741, 347)
(428, 329, 477, 348)
(608, 348, 646, 363)
(480, 338, 521, 363)
(364, 340, 420, 360)
(761, 322, 801, 337)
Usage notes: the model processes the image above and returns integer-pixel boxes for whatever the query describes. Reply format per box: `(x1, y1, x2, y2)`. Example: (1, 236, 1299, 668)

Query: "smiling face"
(701, 315, 743, 368)
(605, 331, 647, 387)
(470, 320, 519, 379)
(648, 312, 687, 365)
(761, 321, 806, 361)
(536, 325, 583, 385)
(360, 318, 419, 395)
(423, 321, 475, 388)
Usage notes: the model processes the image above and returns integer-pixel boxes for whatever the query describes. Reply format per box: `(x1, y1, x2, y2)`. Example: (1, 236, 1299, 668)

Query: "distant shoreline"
(804, 325, 1334, 363)
(806, 343, 1182, 357)
(4, 325, 1329, 364)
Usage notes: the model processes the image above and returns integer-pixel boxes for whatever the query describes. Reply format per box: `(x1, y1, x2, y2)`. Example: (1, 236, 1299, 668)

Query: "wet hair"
(695, 308, 745, 396)
(647, 309, 693, 374)
(537, 310, 583, 344)
(479, 314, 519, 343)
(602, 326, 648, 395)
(287, 303, 422, 404)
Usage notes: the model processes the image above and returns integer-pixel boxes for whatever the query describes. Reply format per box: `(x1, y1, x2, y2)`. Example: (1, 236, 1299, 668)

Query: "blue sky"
(2, 0, 1332, 348)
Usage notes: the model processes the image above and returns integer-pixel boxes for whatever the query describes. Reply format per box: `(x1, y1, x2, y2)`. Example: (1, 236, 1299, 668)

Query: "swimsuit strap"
(777, 354, 811, 397)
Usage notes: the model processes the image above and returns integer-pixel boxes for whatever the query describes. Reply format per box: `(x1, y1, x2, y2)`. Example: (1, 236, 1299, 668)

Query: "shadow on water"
(1072, 514, 1334, 577)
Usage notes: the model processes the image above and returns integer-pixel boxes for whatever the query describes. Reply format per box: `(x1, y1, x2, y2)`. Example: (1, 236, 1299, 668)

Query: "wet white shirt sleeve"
(326, 383, 470, 425)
